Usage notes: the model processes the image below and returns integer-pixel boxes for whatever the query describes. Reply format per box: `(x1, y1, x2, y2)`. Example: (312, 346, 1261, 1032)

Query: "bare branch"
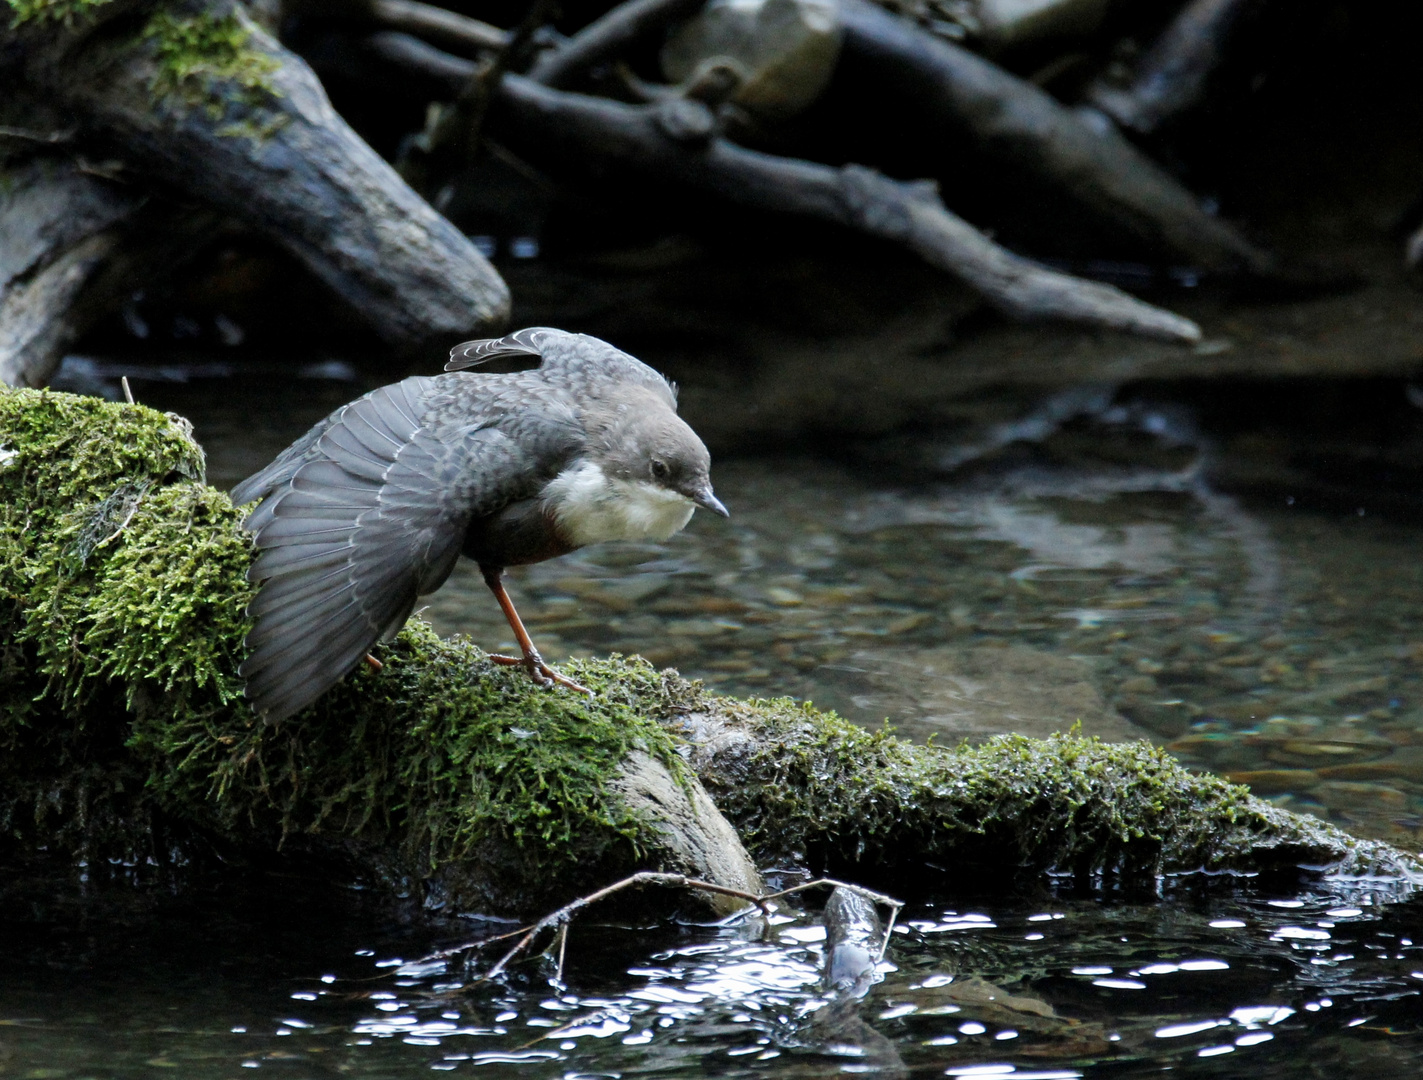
(469, 872, 903, 982)
(526, 0, 705, 88)
(363, 35, 1202, 343)
(370, 0, 509, 54)
(489, 75, 1201, 341)
(1089, 0, 1261, 135)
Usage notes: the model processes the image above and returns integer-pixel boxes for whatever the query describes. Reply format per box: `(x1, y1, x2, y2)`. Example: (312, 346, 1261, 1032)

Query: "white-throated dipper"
(231, 327, 727, 722)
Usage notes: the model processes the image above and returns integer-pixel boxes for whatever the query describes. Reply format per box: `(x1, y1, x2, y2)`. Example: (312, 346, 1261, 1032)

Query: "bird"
(230, 327, 728, 723)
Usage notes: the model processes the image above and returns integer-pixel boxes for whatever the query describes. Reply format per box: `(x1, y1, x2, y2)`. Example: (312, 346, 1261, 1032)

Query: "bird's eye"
(651, 460, 669, 481)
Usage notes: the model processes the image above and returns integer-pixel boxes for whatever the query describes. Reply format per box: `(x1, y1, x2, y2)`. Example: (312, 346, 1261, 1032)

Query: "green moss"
(690, 695, 1407, 880)
(129, 632, 686, 880)
(5, 0, 111, 29)
(142, 5, 283, 134)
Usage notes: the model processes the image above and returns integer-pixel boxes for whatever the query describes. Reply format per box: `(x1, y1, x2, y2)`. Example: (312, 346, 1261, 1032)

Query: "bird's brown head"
(587, 388, 728, 518)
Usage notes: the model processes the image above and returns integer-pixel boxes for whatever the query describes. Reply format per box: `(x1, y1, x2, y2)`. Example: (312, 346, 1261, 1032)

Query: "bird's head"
(591, 392, 728, 519)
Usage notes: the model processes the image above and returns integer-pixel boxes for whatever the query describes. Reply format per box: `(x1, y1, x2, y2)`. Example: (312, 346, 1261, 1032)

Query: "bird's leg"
(481, 567, 592, 695)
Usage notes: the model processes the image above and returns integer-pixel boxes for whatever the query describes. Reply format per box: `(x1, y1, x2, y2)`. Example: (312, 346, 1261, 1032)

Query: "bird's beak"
(691, 484, 729, 518)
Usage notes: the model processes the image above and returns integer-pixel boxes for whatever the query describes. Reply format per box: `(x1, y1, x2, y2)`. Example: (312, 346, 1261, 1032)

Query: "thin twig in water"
(878, 904, 900, 963)
(554, 922, 569, 987)
(470, 872, 903, 982)
(417, 924, 533, 966)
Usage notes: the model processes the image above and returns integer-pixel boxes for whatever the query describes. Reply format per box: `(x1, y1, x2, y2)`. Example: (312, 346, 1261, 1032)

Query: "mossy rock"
(1, 385, 1417, 916)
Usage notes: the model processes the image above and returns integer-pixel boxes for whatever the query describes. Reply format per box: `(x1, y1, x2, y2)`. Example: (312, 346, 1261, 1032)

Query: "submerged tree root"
(1, 386, 1418, 919)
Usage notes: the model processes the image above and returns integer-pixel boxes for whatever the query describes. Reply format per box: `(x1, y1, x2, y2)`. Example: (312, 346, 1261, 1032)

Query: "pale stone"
(661, 0, 842, 120)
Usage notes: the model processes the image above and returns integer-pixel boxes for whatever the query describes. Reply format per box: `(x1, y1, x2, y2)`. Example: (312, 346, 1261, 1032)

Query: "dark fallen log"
(836, 0, 1276, 278)
(361, 34, 1199, 341)
(0, 0, 508, 371)
(1087, 0, 1260, 136)
(4, 386, 1419, 919)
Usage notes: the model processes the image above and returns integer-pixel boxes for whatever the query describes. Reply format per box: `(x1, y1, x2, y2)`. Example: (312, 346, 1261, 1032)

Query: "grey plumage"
(233, 327, 719, 722)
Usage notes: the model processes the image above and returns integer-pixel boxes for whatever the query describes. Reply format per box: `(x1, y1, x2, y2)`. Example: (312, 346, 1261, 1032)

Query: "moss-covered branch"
(1, 386, 1417, 918)
(678, 701, 1418, 883)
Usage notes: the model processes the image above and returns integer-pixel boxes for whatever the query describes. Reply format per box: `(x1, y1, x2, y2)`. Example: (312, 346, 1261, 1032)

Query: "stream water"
(3, 867, 1422, 1079)
(19, 348, 1423, 1077)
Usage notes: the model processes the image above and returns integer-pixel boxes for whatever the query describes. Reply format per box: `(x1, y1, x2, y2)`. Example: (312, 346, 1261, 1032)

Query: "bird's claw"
(489, 653, 594, 696)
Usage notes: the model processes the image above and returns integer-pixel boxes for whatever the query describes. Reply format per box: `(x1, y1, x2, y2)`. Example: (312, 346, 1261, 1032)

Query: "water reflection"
(3, 878, 1421, 1077)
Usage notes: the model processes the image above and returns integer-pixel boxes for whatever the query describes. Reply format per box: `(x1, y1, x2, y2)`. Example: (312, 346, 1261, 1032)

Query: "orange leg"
(482, 567, 592, 695)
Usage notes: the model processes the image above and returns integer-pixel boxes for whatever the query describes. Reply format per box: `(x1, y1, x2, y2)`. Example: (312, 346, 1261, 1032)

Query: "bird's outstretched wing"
(237, 375, 568, 722)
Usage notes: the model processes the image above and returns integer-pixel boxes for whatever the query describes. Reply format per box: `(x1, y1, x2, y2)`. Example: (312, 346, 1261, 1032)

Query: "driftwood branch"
(1088, 0, 1260, 135)
(357, 32, 1204, 341)
(837, 0, 1275, 278)
(362, 35, 1199, 340)
(492, 74, 1201, 341)
(369, 0, 508, 54)
(525, 0, 705, 89)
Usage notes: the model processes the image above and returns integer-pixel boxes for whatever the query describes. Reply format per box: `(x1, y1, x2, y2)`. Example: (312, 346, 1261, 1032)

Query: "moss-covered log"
(0, 0, 508, 379)
(677, 703, 1420, 884)
(1, 386, 1417, 918)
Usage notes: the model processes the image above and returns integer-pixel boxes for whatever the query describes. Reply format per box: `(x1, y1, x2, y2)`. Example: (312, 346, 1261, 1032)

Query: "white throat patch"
(542, 459, 696, 547)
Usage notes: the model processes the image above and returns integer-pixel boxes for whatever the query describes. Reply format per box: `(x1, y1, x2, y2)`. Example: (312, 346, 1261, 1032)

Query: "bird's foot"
(489, 652, 593, 695)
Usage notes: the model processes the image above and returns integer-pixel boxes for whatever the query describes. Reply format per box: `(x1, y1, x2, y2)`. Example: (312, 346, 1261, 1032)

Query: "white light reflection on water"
(8, 855, 1423, 1078)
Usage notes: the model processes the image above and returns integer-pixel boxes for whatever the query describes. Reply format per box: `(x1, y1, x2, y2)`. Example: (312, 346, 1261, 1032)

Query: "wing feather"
(250, 542, 354, 579)
(445, 327, 545, 371)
